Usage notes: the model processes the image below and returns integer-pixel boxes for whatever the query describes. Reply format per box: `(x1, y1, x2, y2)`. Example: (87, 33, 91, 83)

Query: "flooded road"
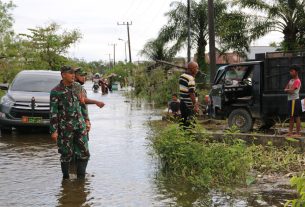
(0, 83, 296, 207)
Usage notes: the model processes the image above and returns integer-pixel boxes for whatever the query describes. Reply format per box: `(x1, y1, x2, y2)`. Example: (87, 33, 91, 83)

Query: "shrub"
(151, 123, 251, 189)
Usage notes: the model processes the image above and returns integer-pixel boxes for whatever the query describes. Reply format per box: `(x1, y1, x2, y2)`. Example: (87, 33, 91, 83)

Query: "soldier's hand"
(51, 131, 58, 142)
(96, 101, 105, 108)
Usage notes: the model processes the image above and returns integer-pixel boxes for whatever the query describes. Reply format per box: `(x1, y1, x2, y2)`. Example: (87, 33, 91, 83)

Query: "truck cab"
(209, 62, 263, 132)
(209, 51, 305, 132)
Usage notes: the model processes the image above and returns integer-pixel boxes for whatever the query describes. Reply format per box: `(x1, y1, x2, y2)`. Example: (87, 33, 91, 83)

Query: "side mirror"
(0, 83, 9, 90)
(224, 79, 233, 85)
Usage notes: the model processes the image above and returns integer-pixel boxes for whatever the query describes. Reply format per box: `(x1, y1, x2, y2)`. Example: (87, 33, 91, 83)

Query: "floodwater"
(0, 83, 296, 207)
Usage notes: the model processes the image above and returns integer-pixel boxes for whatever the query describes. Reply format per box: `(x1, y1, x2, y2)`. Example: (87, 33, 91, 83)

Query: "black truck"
(208, 51, 305, 132)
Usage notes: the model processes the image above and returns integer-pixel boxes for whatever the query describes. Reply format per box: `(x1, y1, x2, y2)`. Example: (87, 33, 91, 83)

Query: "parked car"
(0, 70, 61, 131)
(208, 51, 305, 132)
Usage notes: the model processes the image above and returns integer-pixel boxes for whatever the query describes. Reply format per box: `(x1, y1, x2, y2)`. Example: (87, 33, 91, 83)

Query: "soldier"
(50, 66, 90, 179)
(74, 67, 105, 109)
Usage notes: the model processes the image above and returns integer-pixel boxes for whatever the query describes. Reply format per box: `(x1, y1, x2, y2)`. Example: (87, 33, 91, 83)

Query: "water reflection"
(154, 170, 212, 207)
(0, 87, 298, 206)
(57, 179, 90, 207)
(153, 168, 296, 207)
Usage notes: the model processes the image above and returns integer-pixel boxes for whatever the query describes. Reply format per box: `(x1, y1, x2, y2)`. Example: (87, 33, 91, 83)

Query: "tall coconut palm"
(156, 0, 271, 73)
(234, 0, 305, 50)
(139, 38, 181, 61)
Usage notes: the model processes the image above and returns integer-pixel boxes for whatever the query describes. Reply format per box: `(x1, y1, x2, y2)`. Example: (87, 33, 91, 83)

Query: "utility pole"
(187, 0, 191, 62)
(118, 38, 127, 62)
(105, 53, 111, 68)
(117, 21, 132, 63)
(208, 0, 216, 84)
(109, 43, 116, 66)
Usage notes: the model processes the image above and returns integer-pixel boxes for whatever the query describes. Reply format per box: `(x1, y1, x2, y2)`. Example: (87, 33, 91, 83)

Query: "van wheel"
(0, 126, 12, 133)
(228, 109, 253, 133)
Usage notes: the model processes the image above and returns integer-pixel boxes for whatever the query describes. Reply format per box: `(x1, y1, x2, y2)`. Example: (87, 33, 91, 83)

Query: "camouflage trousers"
(57, 128, 90, 162)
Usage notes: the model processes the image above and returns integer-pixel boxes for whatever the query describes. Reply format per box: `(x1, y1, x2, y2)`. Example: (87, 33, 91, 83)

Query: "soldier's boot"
(76, 159, 88, 179)
(61, 162, 70, 179)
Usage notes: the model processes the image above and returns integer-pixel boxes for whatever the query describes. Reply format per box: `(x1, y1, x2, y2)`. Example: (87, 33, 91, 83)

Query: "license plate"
(22, 116, 42, 124)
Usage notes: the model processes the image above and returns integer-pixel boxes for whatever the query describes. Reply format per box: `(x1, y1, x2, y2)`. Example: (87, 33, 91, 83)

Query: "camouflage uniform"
(50, 81, 90, 162)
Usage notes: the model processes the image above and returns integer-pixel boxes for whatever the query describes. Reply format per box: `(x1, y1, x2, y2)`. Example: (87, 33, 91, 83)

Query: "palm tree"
(235, 0, 305, 50)
(139, 38, 180, 61)
(157, 0, 271, 73)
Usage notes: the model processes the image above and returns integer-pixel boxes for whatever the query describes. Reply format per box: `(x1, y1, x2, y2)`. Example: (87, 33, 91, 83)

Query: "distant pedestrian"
(179, 61, 199, 129)
(284, 65, 302, 137)
(50, 66, 90, 179)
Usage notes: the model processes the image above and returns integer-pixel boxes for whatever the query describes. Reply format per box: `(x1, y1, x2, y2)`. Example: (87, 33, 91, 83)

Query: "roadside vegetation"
(0, 1, 109, 84)
(149, 122, 305, 190)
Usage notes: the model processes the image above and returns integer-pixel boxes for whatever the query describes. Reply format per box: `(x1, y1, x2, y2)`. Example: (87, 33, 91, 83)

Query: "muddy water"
(0, 83, 296, 207)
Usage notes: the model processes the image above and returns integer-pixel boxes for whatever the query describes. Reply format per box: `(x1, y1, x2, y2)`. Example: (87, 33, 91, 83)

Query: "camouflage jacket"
(49, 81, 89, 134)
(74, 82, 89, 123)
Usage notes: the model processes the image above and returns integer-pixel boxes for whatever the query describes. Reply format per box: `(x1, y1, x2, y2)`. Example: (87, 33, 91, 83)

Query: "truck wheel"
(228, 109, 253, 133)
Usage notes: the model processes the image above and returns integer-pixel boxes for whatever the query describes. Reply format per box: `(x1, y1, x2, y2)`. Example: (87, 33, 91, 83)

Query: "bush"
(285, 174, 305, 207)
(150, 122, 305, 190)
(151, 123, 251, 189)
(132, 67, 180, 106)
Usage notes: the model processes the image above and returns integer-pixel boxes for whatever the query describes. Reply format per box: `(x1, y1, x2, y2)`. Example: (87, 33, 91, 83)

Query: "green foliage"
(132, 67, 180, 106)
(247, 145, 304, 174)
(140, 38, 180, 61)
(234, 0, 305, 51)
(151, 123, 251, 189)
(0, 0, 15, 57)
(19, 22, 82, 70)
(285, 174, 305, 207)
(150, 123, 305, 189)
(104, 62, 134, 87)
(155, 0, 269, 73)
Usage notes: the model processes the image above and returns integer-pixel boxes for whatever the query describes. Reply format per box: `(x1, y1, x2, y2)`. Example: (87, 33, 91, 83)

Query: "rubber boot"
(61, 162, 70, 179)
(76, 159, 88, 179)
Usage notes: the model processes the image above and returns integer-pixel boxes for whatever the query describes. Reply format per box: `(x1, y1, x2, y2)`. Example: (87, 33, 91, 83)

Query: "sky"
(6, 0, 283, 62)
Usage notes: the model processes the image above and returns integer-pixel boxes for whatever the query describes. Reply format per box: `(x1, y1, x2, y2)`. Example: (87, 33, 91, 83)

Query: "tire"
(0, 125, 12, 133)
(228, 109, 253, 133)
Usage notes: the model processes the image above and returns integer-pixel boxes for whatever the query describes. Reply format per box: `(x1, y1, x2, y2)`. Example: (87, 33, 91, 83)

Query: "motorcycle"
(92, 83, 99, 93)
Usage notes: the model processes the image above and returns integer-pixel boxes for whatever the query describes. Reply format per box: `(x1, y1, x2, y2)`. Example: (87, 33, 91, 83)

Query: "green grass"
(149, 122, 305, 189)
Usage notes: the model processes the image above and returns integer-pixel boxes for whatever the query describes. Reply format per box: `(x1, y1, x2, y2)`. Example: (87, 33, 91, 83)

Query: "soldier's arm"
(84, 98, 105, 108)
(50, 91, 59, 134)
(80, 88, 90, 121)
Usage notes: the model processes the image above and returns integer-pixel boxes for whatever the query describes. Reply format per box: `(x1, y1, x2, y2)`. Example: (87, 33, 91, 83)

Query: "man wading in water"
(50, 66, 90, 179)
(179, 61, 199, 129)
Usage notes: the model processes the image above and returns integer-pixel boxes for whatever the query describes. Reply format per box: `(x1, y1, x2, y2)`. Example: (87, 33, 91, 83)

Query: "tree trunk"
(196, 37, 207, 73)
(283, 24, 298, 51)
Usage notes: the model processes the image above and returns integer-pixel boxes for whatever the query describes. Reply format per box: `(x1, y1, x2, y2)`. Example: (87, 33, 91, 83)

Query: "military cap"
(74, 67, 87, 76)
(60, 66, 75, 73)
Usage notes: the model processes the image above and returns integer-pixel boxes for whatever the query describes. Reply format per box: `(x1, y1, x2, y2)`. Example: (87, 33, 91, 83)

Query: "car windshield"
(10, 73, 61, 92)
(225, 66, 248, 81)
(214, 66, 226, 84)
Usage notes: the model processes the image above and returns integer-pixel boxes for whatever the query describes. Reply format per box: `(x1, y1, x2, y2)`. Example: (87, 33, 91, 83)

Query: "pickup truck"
(208, 51, 305, 132)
